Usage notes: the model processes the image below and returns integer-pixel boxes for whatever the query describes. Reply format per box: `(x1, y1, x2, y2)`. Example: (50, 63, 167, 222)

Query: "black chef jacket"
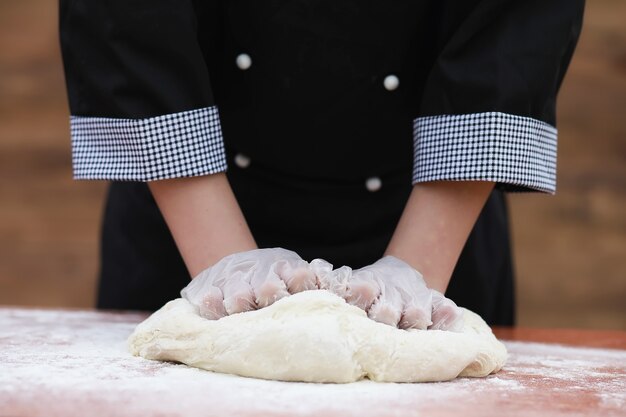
(59, 0, 584, 325)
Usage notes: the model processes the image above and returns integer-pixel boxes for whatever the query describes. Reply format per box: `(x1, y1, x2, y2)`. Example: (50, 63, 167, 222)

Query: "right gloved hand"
(181, 248, 318, 319)
(311, 256, 464, 332)
(310, 256, 433, 329)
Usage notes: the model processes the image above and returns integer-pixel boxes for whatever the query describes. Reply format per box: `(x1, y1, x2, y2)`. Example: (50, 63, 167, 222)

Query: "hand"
(181, 248, 317, 319)
(312, 256, 464, 331)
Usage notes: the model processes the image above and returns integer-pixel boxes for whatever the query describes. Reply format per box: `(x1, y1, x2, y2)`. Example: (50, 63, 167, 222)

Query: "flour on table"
(128, 290, 507, 383)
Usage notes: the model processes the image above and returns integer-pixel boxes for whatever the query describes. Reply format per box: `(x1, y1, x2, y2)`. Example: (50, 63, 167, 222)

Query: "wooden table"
(1, 307, 624, 417)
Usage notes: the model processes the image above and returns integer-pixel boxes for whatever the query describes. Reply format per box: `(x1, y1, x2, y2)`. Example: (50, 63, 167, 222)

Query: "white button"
(383, 75, 399, 91)
(236, 53, 252, 70)
(234, 153, 251, 168)
(365, 177, 382, 192)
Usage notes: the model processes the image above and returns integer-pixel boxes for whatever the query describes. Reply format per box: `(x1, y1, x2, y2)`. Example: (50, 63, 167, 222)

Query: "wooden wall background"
(0, 0, 624, 329)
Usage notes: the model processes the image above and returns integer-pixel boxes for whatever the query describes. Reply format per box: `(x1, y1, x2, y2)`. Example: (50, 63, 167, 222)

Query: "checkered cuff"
(413, 112, 558, 193)
(70, 107, 227, 181)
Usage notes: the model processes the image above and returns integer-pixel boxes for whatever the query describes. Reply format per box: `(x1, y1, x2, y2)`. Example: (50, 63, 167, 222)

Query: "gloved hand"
(181, 248, 317, 319)
(311, 256, 464, 331)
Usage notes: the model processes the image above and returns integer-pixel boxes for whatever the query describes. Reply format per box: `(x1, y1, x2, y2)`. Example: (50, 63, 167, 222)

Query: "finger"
(345, 271, 380, 311)
(398, 285, 433, 330)
(430, 291, 464, 332)
(399, 304, 432, 330)
(251, 263, 290, 308)
(310, 258, 332, 289)
(310, 258, 332, 275)
(277, 260, 318, 294)
(312, 259, 350, 298)
(222, 267, 257, 315)
(181, 264, 219, 304)
(197, 285, 228, 320)
(367, 282, 403, 327)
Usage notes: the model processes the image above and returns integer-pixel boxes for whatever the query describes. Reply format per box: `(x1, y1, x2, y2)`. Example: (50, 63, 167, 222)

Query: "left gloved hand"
(181, 248, 318, 320)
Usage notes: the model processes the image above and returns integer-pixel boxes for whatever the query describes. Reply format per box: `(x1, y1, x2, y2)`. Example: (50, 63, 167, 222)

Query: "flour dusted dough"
(128, 290, 506, 383)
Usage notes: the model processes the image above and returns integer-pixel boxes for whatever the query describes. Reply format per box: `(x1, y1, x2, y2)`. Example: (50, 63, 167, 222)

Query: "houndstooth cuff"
(71, 107, 227, 181)
(413, 112, 558, 193)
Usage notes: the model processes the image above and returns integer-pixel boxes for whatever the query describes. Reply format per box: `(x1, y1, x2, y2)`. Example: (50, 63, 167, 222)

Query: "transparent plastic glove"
(180, 248, 317, 319)
(312, 256, 464, 332)
(310, 259, 351, 298)
(429, 290, 465, 332)
(312, 256, 431, 329)
(349, 256, 434, 329)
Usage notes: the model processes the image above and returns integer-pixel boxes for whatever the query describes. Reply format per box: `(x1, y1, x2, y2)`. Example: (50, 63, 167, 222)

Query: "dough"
(128, 290, 506, 383)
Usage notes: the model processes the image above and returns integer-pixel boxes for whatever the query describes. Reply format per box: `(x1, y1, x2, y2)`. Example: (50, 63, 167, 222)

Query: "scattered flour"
(1, 307, 624, 417)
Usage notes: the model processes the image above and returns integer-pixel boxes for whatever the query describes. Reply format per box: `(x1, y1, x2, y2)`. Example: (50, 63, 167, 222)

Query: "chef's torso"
(196, 0, 437, 182)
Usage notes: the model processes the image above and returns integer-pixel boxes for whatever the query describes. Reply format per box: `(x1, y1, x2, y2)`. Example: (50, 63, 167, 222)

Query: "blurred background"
(0, 0, 624, 329)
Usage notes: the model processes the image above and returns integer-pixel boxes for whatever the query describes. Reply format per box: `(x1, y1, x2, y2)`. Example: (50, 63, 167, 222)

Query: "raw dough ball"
(128, 290, 506, 383)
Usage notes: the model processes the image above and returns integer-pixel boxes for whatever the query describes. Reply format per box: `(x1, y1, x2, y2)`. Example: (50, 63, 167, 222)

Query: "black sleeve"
(59, 0, 227, 181)
(412, 0, 585, 193)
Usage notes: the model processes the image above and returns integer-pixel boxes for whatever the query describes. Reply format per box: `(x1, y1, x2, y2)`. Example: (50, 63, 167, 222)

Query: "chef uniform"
(59, 0, 584, 325)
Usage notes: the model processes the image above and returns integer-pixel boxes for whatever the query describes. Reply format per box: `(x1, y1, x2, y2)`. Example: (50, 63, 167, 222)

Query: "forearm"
(148, 173, 257, 277)
(385, 181, 495, 293)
